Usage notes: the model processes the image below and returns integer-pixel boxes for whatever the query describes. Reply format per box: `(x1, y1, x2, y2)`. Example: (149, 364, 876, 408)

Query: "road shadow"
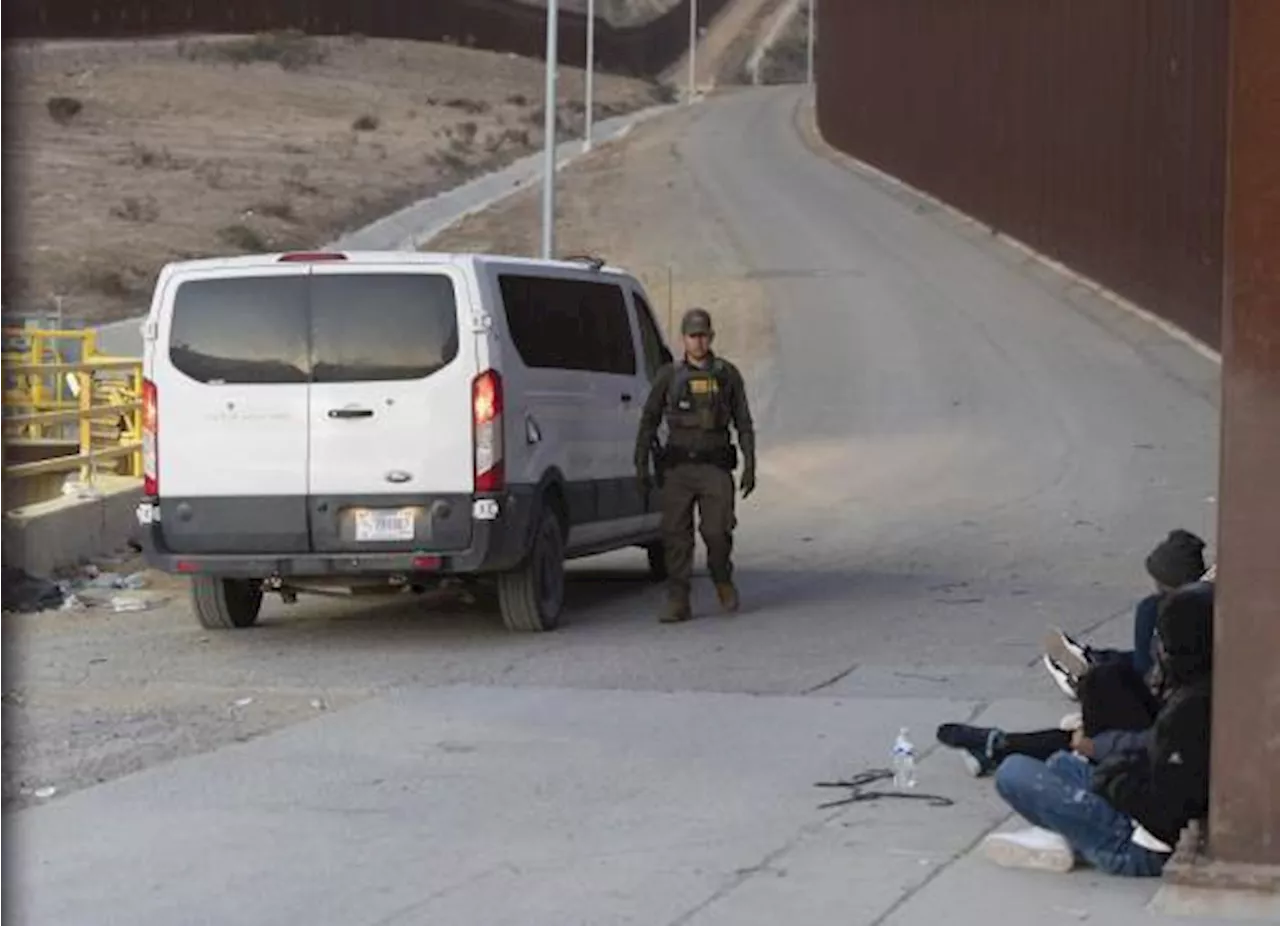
(233, 558, 987, 649)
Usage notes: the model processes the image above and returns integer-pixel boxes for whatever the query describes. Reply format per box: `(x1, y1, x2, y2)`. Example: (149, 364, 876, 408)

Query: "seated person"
(938, 656, 1161, 777)
(936, 529, 1210, 777)
(981, 582, 1213, 877)
(1043, 528, 1208, 700)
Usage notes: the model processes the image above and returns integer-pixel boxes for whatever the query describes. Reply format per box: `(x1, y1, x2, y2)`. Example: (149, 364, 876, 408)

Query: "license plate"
(354, 508, 416, 543)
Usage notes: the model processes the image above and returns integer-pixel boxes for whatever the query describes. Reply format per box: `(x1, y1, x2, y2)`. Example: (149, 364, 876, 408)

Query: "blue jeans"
(1090, 594, 1161, 677)
(994, 751, 1169, 877)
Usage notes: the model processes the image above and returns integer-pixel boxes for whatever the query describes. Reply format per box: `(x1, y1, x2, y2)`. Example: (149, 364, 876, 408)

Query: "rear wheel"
(191, 576, 263, 630)
(497, 508, 565, 632)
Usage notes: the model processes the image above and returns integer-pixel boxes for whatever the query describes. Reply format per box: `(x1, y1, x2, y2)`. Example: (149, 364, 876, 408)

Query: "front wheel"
(190, 576, 263, 630)
(497, 508, 566, 632)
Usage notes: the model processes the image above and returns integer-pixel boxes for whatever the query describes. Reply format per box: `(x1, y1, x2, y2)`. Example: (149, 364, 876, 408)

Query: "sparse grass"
(506, 93, 530, 107)
(352, 113, 380, 132)
(283, 165, 320, 196)
(251, 198, 297, 222)
(120, 141, 187, 171)
(195, 159, 228, 189)
(110, 196, 160, 223)
(76, 265, 136, 298)
(504, 127, 533, 148)
(443, 97, 490, 115)
(650, 82, 679, 104)
(46, 96, 83, 125)
(218, 223, 269, 252)
(180, 30, 328, 72)
(757, 8, 811, 85)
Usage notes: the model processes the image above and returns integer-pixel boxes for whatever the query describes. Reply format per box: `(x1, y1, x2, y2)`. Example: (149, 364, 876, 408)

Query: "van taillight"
(142, 379, 159, 497)
(472, 370, 504, 493)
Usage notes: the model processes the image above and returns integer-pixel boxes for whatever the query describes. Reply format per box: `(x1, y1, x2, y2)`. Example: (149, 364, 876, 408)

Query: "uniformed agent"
(634, 307, 756, 623)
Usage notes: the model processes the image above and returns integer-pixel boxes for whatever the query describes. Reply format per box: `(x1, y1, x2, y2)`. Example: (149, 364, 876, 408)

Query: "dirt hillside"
(4, 33, 666, 323)
(514, 1, 683, 27)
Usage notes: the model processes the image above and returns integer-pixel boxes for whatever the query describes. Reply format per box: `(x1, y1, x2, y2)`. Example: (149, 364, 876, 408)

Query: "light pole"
(806, 0, 816, 88)
(688, 0, 698, 104)
(542, 0, 559, 259)
(584, 0, 596, 152)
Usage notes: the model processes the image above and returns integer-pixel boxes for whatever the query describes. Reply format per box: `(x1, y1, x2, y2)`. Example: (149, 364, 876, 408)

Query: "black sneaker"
(936, 723, 1003, 777)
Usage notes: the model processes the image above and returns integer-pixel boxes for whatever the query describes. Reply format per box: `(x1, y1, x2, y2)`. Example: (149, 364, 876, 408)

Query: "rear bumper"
(135, 489, 537, 579)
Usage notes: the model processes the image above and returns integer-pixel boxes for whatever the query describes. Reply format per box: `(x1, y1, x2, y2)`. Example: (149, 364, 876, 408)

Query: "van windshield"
(168, 272, 460, 384)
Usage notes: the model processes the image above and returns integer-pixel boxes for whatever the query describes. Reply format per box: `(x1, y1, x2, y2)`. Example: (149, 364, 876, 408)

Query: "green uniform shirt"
(634, 353, 756, 469)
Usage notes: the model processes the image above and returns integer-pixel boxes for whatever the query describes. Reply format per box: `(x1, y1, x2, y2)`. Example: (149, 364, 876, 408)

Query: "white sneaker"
(1044, 628, 1091, 677)
(1042, 654, 1080, 702)
(1058, 712, 1083, 732)
(982, 827, 1076, 873)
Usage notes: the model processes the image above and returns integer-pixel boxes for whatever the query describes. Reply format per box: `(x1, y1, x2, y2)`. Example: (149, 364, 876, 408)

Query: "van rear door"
(154, 265, 312, 554)
(305, 263, 476, 554)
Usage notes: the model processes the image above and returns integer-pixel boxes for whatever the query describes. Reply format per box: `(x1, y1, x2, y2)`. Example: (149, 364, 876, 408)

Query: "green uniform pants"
(660, 462, 737, 598)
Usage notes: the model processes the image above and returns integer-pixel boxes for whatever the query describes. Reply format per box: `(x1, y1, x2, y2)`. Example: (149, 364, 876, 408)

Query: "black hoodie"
(1092, 582, 1214, 848)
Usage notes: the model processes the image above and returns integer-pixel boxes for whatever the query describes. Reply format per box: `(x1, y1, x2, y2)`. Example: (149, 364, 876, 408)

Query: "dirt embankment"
(756, 2, 809, 85)
(514, 0, 683, 26)
(4, 33, 668, 322)
(426, 105, 775, 370)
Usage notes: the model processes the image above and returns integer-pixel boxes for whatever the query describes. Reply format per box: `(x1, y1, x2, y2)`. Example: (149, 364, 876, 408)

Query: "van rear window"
(310, 273, 459, 383)
(168, 273, 459, 384)
(169, 276, 310, 384)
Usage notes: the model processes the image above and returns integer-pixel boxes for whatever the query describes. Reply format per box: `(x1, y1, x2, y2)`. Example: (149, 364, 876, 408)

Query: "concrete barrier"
(2, 475, 142, 577)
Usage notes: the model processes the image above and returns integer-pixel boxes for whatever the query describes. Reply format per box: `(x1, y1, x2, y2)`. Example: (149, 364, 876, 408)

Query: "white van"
(136, 250, 674, 632)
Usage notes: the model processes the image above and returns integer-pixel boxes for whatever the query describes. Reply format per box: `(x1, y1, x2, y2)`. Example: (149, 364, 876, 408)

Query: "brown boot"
(715, 582, 740, 614)
(661, 595, 692, 623)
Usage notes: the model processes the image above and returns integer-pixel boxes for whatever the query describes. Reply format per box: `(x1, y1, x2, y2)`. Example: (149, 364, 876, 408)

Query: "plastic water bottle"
(892, 727, 917, 789)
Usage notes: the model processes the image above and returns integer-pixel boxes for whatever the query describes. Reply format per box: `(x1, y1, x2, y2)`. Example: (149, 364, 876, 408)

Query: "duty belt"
(658, 444, 738, 471)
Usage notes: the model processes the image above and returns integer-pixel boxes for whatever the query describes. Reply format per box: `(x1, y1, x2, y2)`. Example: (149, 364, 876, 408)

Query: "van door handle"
(328, 408, 374, 419)
(621, 393, 633, 403)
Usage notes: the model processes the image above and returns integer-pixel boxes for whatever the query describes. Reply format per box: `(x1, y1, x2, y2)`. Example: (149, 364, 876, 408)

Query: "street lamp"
(688, 0, 698, 104)
(806, 0, 816, 88)
(584, 0, 596, 152)
(542, 0, 559, 259)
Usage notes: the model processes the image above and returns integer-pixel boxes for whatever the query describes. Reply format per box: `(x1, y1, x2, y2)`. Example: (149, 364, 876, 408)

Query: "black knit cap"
(1145, 529, 1207, 588)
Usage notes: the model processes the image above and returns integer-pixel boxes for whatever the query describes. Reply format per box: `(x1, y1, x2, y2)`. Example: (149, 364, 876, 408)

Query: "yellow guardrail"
(3, 327, 143, 496)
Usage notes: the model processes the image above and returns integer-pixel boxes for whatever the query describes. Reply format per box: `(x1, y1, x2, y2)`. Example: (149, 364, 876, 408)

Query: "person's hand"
(740, 465, 756, 499)
(636, 466, 652, 494)
(1071, 729, 1095, 758)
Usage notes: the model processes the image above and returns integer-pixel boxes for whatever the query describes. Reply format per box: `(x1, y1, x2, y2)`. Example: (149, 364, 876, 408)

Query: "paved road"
(13, 87, 1232, 925)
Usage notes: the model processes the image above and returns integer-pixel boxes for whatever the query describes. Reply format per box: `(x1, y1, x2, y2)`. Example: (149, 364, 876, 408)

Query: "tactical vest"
(667, 359, 731, 434)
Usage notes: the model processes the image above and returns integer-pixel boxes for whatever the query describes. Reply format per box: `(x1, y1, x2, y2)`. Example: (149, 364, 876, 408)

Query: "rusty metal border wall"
(816, 0, 1229, 347)
(4, 0, 730, 77)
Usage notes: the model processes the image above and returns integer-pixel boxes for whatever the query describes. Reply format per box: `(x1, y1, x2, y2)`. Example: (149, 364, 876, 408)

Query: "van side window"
(632, 293, 671, 380)
(169, 276, 309, 384)
(499, 274, 637, 376)
(310, 273, 459, 382)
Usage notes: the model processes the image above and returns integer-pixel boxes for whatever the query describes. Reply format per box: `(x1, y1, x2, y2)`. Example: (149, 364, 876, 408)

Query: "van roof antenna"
(562, 254, 606, 271)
